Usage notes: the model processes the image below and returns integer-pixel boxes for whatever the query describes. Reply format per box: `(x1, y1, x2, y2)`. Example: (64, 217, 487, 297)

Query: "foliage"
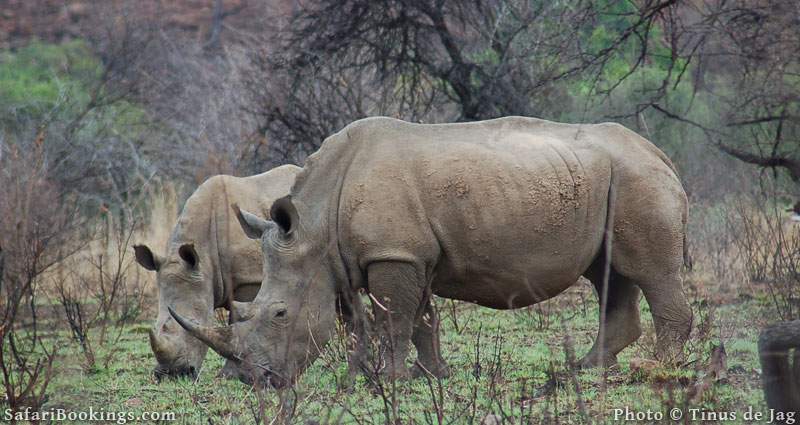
(0, 40, 100, 129)
(0, 40, 157, 209)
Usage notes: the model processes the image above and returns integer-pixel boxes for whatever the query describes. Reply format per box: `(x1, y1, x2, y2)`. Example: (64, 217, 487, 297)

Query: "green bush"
(0, 40, 103, 130)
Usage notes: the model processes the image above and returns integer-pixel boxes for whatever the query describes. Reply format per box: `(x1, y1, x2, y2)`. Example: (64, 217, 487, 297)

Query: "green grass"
(40, 282, 767, 424)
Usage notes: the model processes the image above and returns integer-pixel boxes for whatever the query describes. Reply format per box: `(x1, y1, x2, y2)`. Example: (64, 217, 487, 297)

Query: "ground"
(39, 272, 771, 425)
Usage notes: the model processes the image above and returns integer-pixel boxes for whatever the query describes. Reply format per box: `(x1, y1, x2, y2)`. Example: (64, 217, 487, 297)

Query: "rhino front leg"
(336, 292, 373, 387)
(367, 261, 425, 382)
(410, 298, 450, 379)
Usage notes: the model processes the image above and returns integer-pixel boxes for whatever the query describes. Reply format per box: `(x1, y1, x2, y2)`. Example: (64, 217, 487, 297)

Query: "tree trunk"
(759, 320, 800, 419)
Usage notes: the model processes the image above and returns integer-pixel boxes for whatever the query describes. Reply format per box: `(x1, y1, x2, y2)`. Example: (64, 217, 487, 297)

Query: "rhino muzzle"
(149, 328, 198, 381)
(153, 364, 197, 381)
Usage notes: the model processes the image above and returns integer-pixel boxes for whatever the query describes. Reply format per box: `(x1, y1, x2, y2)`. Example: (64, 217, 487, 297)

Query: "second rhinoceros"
(135, 165, 299, 379)
(172, 116, 693, 388)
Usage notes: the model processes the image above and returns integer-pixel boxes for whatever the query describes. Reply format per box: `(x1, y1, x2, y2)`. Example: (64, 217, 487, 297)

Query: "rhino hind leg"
(410, 298, 450, 379)
(580, 265, 643, 368)
(606, 179, 692, 364)
(609, 232, 692, 363)
(636, 272, 692, 363)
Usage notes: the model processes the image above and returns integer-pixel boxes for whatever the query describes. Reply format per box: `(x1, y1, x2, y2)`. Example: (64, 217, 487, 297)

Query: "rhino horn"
(148, 328, 179, 361)
(168, 307, 240, 361)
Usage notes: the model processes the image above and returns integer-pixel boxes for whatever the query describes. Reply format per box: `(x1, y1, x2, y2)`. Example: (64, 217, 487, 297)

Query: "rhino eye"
(274, 309, 287, 319)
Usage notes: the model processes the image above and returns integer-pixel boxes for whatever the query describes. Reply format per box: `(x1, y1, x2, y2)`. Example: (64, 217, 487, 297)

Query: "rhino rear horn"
(149, 328, 179, 361)
(168, 307, 240, 361)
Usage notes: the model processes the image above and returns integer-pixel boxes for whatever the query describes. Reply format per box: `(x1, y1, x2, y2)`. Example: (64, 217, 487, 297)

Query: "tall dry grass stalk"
(42, 182, 181, 315)
(130, 182, 181, 302)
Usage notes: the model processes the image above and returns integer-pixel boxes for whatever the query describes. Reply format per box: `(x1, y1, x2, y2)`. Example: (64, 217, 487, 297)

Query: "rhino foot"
(577, 351, 618, 370)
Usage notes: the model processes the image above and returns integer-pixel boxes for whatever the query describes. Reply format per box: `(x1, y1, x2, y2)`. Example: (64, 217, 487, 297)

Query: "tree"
(251, 0, 685, 164)
(652, 0, 800, 185)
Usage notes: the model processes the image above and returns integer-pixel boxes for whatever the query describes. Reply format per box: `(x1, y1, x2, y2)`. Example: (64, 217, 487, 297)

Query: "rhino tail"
(601, 171, 617, 282)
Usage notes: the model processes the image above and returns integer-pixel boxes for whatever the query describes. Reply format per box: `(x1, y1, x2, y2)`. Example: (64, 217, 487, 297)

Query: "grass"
(39, 276, 769, 424)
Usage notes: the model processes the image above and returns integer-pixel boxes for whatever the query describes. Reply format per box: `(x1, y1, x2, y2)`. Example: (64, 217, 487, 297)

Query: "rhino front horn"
(168, 307, 239, 361)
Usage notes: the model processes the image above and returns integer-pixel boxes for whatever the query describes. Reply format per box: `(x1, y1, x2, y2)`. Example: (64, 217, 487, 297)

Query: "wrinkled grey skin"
(173, 117, 692, 389)
(134, 165, 299, 380)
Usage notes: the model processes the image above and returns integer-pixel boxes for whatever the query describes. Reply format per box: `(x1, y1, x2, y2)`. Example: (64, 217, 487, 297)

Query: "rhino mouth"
(240, 363, 288, 389)
(153, 364, 197, 381)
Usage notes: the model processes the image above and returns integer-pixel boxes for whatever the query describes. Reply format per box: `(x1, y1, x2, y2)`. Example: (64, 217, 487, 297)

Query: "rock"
(629, 357, 660, 375)
(481, 413, 502, 425)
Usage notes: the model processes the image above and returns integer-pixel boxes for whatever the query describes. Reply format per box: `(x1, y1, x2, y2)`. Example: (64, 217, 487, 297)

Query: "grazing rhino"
(134, 165, 300, 379)
(171, 116, 692, 388)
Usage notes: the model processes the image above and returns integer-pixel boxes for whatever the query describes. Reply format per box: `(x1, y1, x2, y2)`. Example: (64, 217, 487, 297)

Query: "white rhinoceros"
(134, 165, 300, 379)
(173, 117, 692, 389)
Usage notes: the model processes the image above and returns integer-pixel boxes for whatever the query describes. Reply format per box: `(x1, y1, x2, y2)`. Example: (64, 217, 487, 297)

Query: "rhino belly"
(415, 136, 608, 309)
(431, 255, 586, 310)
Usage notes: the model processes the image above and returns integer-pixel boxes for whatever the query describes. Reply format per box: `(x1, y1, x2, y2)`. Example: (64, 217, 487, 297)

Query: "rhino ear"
(178, 243, 199, 269)
(270, 195, 298, 236)
(134, 244, 163, 272)
(232, 203, 270, 240)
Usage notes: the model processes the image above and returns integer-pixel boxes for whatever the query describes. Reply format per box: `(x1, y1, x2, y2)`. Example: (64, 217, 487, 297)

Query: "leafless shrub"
(361, 304, 402, 424)
(0, 128, 86, 414)
(726, 191, 800, 320)
(245, 0, 685, 167)
(688, 200, 743, 286)
(561, 334, 590, 424)
(51, 211, 147, 372)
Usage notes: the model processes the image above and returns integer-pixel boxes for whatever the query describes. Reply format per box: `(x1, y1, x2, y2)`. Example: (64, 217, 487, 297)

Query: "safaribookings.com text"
(4, 407, 176, 423)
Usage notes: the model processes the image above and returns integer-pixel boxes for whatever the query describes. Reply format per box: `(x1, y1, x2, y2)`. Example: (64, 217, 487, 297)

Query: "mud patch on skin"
(434, 175, 470, 199)
(346, 183, 366, 218)
(525, 170, 586, 231)
(614, 218, 632, 235)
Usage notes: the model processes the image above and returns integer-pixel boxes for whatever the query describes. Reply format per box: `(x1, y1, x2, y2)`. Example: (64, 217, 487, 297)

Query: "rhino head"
(169, 198, 338, 388)
(134, 243, 215, 380)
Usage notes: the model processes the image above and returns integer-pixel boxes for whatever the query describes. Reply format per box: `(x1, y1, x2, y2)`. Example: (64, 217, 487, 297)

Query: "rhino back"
(169, 165, 300, 303)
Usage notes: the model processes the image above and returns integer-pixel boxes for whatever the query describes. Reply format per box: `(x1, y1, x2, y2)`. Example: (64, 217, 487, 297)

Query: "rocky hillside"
(0, 0, 291, 49)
